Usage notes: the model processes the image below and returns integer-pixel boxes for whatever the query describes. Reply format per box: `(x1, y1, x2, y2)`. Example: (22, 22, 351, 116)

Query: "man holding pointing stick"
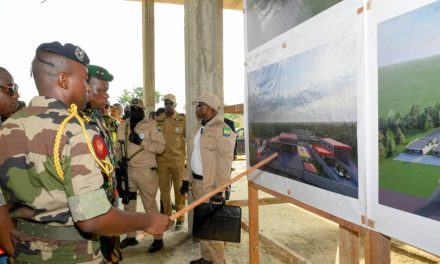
(180, 92, 236, 264)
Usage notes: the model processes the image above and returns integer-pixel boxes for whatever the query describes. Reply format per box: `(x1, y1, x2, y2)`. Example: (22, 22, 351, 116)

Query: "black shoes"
(189, 258, 213, 264)
(120, 237, 139, 248)
(175, 221, 184, 231)
(148, 239, 164, 253)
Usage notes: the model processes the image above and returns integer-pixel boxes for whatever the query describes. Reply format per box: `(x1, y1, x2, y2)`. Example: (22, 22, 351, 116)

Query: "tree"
(395, 127, 406, 145)
(385, 129, 396, 157)
(379, 142, 386, 159)
(409, 104, 421, 129)
(117, 87, 161, 107)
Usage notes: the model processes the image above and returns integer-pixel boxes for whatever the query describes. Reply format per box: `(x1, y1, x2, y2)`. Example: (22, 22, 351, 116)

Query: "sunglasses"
(0, 84, 19, 96)
(164, 101, 174, 106)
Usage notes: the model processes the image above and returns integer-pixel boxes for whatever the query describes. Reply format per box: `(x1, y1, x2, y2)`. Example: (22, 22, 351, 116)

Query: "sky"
(0, 0, 244, 112)
(248, 34, 357, 123)
(378, 1, 440, 67)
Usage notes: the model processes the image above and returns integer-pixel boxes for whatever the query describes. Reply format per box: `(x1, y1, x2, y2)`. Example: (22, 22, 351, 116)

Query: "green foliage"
(224, 113, 243, 128)
(395, 127, 406, 145)
(117, 87, 161, 106)
(385, 129, 396, 157)
(379, 142, 386, 159)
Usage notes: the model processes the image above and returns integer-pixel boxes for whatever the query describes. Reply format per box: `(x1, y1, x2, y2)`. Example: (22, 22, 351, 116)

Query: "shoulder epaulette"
(176, 113, 185, 121)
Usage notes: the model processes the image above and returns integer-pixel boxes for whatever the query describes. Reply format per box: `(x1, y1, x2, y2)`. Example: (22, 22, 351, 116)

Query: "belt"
(192, 171, 203, 180)
(16, 220, 94, 241)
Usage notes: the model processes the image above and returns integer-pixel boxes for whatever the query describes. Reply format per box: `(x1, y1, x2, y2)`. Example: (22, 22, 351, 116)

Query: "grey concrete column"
(142, 0, 155, 113)
(184, 0, 224, 233)
(184, 0, 224, 132)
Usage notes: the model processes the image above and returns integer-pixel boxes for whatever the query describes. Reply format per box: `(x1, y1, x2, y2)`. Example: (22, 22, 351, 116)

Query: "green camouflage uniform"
(102, 115, 119, 144)
(0, 188, 5, 206)
(0, 96, 112, 263)
(84, 108, 121, 263)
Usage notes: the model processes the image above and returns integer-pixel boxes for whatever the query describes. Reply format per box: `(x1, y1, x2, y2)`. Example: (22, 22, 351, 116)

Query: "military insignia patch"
(223, 127, 231, 137)
(75, 46, 85, 61)
(93, 135, 108, 159)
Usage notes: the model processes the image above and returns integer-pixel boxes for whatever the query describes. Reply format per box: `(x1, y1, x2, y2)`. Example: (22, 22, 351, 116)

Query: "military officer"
(0, 67, 19, 122)
(110, 103, 124, 122)
(103, 109, 120, 143)
(0, 66, 19, 259)
(116, 98, 166, 253)
(156, 93, 186, 230)
(0, 42, 169, 263)
(180, 92, 236, 264)
(84, 65, 121, 263)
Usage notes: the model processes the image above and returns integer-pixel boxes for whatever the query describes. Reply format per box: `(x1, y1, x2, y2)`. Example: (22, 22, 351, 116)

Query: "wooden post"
(339, 225, 359, 264)
(249, 181, 259, 264)
(365, 229, 391, 264)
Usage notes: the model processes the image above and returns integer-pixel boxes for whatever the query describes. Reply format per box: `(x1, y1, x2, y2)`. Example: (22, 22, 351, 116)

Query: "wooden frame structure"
(245, 181, 391, 264)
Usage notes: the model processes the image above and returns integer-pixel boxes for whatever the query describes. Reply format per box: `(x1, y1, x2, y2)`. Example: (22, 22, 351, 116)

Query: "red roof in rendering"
(313, 144, 334, 156)
(279, 132, 297, 141)
(321, 138, 352, 150)
(303, 161, 317, 174)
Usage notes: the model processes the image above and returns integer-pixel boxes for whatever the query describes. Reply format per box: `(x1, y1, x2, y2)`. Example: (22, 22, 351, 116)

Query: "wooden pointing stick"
(136, 152, 278, 241)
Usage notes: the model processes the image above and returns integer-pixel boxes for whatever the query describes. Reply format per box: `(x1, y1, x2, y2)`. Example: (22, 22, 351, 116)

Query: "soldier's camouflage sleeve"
(65, 128, 112, 222)
(0, 188, 5, 206)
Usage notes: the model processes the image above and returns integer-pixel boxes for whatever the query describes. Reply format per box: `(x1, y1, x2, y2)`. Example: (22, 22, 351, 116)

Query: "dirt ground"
(121, 159, 440, 263)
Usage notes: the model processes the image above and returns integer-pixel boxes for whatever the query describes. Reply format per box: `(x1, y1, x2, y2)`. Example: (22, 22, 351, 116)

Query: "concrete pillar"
(184, 0, 224, 232)
(142, 0, 155, 113)
(184, 0, 224, 131)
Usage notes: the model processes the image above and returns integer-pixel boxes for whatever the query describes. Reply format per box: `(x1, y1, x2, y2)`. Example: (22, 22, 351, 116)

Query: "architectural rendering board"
(377, 0, 440, 222)
(248, 34, 359, 198)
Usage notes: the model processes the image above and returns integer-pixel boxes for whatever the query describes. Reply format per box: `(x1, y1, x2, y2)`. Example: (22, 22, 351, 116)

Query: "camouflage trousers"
(11, 230, 104, 264)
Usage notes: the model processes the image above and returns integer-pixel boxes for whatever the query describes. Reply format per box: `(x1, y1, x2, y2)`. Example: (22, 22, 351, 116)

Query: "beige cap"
(196, 92, 220, 111)
(129, 98, 145, 109)
(111, 103, 123, 112)
(163, 94, 176, 103)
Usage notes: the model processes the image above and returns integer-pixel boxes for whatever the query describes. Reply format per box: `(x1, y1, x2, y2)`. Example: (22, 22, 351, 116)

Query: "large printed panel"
(377, 0, 440, 222)
(248, 35, 359, 198)
(368, 0, 440, 255)
(245, 0, 365, 226)
(246, 0, 342, 51)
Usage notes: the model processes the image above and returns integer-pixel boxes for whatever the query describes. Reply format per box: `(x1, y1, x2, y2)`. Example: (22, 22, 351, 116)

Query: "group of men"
(0, 41, 236, 264)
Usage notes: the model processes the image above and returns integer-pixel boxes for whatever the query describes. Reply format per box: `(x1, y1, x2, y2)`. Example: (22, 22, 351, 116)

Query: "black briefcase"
(193, 201, 242, 243)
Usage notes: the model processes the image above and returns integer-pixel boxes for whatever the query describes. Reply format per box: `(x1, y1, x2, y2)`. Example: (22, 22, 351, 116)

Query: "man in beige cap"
(180, 92, 236, 264)
(111, 103, 123, 122)
(115, 98, 167, 253)
(156, 94, 187, 230)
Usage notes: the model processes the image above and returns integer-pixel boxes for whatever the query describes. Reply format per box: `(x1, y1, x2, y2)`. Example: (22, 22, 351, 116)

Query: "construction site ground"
(121, 158, 440, 263)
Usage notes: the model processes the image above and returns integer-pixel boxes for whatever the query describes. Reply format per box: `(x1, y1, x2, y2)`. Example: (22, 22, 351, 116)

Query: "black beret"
(36, 41, 90, 67)
(88, 65, 113, 82)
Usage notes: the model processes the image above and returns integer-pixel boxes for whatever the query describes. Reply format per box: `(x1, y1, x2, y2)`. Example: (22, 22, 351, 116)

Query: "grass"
(379, 128, 440, 198)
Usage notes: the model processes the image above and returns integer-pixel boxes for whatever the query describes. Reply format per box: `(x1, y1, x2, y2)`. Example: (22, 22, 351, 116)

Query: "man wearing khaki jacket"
(180, 93, 236, 264)
(115, 98, 166, 253)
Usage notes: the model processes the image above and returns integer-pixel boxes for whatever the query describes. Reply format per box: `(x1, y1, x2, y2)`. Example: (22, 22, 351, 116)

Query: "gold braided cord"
(53, 104, 114, 181)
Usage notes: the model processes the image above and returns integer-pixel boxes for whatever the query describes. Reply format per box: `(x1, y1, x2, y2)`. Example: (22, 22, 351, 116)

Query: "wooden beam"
(226, 197, 286, 207)
(224, 103, 244, 114)
(248, 182, 259, 264)
(365, 230, 391, 264)
(249, 182, 366, 233)
(339, 225, 360, 264)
